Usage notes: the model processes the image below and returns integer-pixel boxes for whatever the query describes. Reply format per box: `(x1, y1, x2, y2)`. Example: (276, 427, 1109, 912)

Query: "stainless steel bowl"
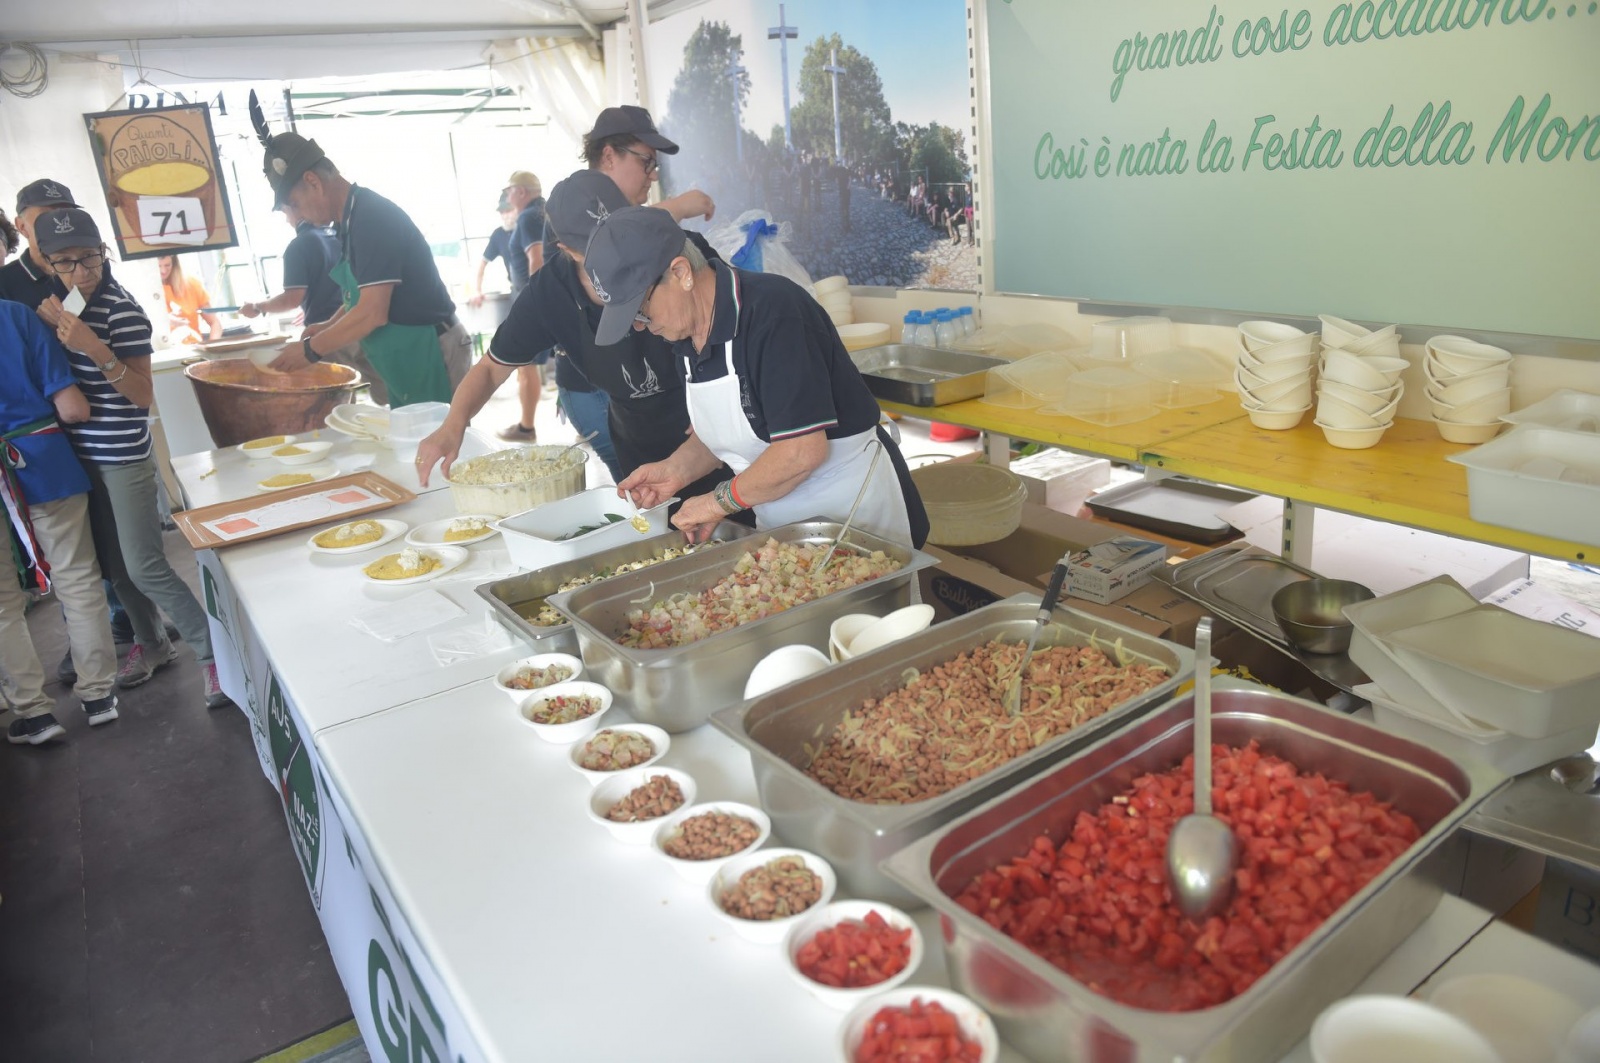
(1271, 578, 1374, 654)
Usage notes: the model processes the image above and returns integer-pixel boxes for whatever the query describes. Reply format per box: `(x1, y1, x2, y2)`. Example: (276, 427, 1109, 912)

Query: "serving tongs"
(1004, 551, 1073, 716)
(814, 440, 884, 574)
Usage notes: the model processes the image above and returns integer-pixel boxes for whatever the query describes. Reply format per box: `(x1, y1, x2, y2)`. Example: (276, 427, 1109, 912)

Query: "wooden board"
(173, 472, 415, 549)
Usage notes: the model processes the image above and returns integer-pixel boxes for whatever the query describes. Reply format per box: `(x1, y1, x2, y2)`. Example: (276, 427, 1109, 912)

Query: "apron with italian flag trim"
(1, 416, 65, 592)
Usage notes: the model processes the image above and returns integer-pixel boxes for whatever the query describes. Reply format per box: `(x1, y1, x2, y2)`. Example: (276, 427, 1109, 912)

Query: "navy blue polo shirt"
(0, 252, 67, 311)
(482, 226, 514, 286)
(508, 198, 545, 291)
(340, 185, 455, 327)
(281, 221, 342, 325)
(675, 261, 881, 443)
(0, 301, 89, 504)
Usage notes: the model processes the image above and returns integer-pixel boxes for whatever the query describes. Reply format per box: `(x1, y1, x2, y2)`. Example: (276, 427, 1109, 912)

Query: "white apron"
(685, 330, 911, 548)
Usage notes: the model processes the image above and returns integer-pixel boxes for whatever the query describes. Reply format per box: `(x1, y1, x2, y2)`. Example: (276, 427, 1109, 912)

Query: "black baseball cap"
(34, 208, 102, 256)
(15, 178, 77, 215)
(585, 105, 679, 155)
(544, 169, 628, 250)
(262, 131, 328, 208)
(584, 205, 692, 346)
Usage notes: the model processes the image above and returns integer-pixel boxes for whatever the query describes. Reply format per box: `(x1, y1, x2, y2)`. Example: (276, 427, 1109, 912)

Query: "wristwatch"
(97, 357, 118, 373)
(303, 338, 321, 364)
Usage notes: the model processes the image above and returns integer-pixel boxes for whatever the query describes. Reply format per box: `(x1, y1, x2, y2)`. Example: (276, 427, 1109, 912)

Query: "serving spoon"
(1166, 617, 1239, 923)
(814, 440, 884, 574)
(1003, 552, 1072, 717)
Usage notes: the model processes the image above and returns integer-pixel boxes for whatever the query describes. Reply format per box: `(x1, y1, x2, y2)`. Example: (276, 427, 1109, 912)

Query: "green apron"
(331, 259, 453, 407)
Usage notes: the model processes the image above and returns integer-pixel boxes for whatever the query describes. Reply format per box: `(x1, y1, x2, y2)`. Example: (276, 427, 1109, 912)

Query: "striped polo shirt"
(62, 268, 153, 465)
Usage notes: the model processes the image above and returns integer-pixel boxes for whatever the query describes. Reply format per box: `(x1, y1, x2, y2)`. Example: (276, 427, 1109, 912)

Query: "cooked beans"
(662, 810, 760, 860)
(605, 775, 685, 822)
(717, 855, 823, 920)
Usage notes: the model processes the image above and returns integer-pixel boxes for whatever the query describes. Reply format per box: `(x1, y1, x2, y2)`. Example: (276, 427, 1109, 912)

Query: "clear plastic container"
(1359, 682, 1597, 777)
(1040, 366, 1157, 427)
(933, 310, 959, 349)
(907, 462, 1028, 546)
(1131, 348, 1227, 409)
(1089, 315, 1175, 362)
(982, 351, 1080, 409)
(1004, 322, 1076, 357)
(950, 327, 1019, 359)
(958, 306, 977, 337)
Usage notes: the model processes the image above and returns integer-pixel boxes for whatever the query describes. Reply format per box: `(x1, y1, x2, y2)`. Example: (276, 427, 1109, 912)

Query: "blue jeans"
(558, 388, 621, 482)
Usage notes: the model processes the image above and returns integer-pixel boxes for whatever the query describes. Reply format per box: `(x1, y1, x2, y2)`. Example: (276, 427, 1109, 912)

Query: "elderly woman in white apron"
(590, 206, 927, 548)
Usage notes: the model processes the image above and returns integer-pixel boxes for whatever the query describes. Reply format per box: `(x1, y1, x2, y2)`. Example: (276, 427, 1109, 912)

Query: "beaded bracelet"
(713, 479, 744, 515)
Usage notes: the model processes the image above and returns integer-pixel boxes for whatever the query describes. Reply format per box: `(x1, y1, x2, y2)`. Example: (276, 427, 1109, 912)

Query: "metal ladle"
(1166, 617, 1239, 923)
(814, 440, 884, 574)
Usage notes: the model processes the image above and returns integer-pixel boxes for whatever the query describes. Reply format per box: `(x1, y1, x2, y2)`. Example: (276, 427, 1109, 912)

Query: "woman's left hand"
(670, 493, 725, 543)
(55, 310, 96, 353)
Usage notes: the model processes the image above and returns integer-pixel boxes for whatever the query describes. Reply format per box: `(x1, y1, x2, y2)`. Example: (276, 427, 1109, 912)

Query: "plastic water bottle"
(959, 306, 977, 337)
(901, 310, 921, 345)
(934, 309, 959, 349)
(908, 312, 933, 347)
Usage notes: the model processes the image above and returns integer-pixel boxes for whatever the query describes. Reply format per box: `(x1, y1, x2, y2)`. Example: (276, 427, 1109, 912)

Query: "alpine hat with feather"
(249, 90, 327, 209)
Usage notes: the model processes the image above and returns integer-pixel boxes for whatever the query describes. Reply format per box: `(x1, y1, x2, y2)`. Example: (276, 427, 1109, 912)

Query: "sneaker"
(84, 694, 119, 727)
(202, 663, 231, 709)
(116, 642, 179, 689)
(57, 652, 77, 686)
(497, 422, 538, 443)
(8, 713, 65, 745)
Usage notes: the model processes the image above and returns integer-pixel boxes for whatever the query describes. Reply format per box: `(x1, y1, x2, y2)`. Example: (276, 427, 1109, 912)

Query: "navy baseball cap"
(544, 169, 628, 250)
(585, 106, 679, 155)
(15, 178, 77, 215)
(262, 131, 328, 208)
(584, 205, 692, 346)
(35, 208, 102, 256)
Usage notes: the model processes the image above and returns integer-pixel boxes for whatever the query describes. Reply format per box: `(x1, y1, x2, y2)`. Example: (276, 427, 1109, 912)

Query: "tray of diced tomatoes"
(795, 909, 914, 989)
(853, 997, 986, 1063)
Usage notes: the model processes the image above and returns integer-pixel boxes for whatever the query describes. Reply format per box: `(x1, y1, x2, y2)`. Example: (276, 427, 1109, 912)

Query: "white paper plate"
(325, 403, 391, 443)
(405, 514, 501, 548)
(238, 433, 300, 459)
(255, 462, 339, 492)
(361, 545, 469, 586)
(306, 518, 408, 555)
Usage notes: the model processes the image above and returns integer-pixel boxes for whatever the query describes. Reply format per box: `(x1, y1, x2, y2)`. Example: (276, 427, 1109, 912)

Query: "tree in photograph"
(789, 34, 893, 166)
(661, 21, 752, 191)
(896, 120, 971, 187)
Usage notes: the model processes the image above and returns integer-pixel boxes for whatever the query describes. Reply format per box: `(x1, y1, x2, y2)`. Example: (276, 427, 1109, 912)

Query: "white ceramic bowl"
(1318, 378, 1401, 414)
(1433, 418, 1504, 444)
(568, 723, 670, 785)
(829, 613, 878, 663)
(782, 900, 924, 1010)
(1237, 351, 1314, 382)
(1317, 390, 1399, 428)
(269, 439, 334, 466)
(840, 986, 1001, 1063)
(1434, 389, 1512, 423)
(1321, 350, 1398, 392)
(651, 800, 771, 883)
(238, 434, 299, 459)
(745, 645, 831, 698)
(706, 847, 838, 944)
(1428, 973, 1583, 1063)
(516, 680, 614, 743)
(586, 766, 697, 845)
(1310, 995, 1500, 1063)
(1239, 319, 1311, 353)
(1316, 419, 1392, 450)
(848, 604, 936, 658)
(493, 653, 584, 702)
(1247, 404, 1312, 430)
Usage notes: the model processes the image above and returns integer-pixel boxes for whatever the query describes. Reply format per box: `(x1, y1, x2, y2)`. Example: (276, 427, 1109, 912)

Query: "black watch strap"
(303, 338, 321, 364)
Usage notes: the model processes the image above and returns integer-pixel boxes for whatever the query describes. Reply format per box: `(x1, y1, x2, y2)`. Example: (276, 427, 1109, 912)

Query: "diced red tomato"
(795, 910, 913, 989)
(854, 998, 984, 1063)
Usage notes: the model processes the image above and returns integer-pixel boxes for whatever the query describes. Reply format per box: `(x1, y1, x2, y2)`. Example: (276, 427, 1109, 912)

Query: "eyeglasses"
(633, 282, 660, 326)
(620, 146, 660, 175)
(49, 252, 105, 275)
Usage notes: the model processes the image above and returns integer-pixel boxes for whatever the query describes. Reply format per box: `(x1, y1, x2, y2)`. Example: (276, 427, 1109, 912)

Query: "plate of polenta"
(256, 462, 338, 492)
(361, 545, 468, 586)
(308, 518, 408, 555)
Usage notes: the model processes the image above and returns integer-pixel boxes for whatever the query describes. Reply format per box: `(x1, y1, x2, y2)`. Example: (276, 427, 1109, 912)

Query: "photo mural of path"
(646, 2, 976, 290)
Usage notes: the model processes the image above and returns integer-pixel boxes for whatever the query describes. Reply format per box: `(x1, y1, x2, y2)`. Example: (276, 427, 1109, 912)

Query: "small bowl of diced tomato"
(782, 900, 924, 1010)
(840, 986, 999, 1063)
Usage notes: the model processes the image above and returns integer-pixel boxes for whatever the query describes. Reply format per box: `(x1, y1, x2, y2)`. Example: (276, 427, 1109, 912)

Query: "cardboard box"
(1532, 856, 1600, 963)
(1434, 833, 1546, 917)
(1066, 536, 1168, 604)
(919, 546, 1039, 624)
(1039, 577, 1208, 644)
(1008, 450, 1111, 514)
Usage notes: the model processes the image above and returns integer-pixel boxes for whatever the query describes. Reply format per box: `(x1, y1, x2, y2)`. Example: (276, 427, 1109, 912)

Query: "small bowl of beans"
(568, 724, 670, 786)
(707, 847, 836, 944)
(587, 767, 697, 845)
(494, 653, 583, 702)
(782, 900, 925, 1010)
(651, 800, 771, 883)
(517, 680, 613, 743)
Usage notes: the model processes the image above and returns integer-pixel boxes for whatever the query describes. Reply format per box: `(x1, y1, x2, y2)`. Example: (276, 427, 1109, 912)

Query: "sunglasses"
(620, 146, 660, 175)
(633, 281, 660, 326)
(49, 252, 105, 275)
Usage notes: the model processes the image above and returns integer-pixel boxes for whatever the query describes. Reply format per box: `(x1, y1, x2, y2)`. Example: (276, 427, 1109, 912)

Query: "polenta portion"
(273, 444, 310, 456)
(313, 521, 384, 549)
(259, 472, 315, 489)
(443, 516, 491, 542)
(363, 548, 441, 581)
(243, 435, 290, 450)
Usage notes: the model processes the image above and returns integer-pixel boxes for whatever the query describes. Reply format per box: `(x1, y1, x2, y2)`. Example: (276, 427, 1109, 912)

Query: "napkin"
(349, 590, 464, 642)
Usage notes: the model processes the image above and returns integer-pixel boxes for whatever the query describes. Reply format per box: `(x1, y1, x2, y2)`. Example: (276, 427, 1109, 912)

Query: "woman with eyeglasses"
(32, 208, 221, 710)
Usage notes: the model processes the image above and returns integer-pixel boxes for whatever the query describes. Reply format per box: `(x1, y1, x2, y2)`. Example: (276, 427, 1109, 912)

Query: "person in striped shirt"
(33, 208, 223, 708)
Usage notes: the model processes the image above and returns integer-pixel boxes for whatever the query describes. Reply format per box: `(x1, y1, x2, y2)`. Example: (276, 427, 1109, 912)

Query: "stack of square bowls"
(1425, 335, 1512, 444)
(1235, 320, 1316, 429)
(1315, 315, 1407, 449)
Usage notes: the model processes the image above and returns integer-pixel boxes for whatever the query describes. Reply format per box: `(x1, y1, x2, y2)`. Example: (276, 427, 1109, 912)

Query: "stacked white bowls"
(1315, 316, 1406, 449)
(1424, 336, 1512, 444)
(1235, 320, 1316, 429)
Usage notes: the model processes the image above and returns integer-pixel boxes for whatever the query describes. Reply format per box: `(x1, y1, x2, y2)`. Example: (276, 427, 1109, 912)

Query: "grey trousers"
(83, 457, 211, 663)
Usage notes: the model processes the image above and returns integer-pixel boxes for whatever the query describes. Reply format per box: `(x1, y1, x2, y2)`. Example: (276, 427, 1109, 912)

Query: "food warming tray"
(549, 520, 938, 733)
(882, 686, 1507, 1063)
(849, 344, 1009, 406)
(711, 595, 1193, 903)
(1084, 478, 1256, 543)
(475, 522, 754, 656)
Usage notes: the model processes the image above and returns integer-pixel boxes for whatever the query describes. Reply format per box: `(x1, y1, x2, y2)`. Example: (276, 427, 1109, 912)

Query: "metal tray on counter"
(882, 686, 1507, 1063)
(710, 594, 1193, 903)
(1165, 543, 1370, 693)
(476, 522, 755, 656)
(1085, 477, 1256, 543)
(849, 344, 1008, 406)
(548, 520, 938, 733)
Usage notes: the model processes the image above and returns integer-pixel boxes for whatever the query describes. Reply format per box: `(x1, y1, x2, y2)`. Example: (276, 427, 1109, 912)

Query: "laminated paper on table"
(173, 472, 416, 549)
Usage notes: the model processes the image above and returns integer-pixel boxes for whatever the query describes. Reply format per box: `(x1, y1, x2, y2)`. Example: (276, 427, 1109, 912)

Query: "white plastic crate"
(497, 488, 674, 571)
(1447, 426, 1600, 543)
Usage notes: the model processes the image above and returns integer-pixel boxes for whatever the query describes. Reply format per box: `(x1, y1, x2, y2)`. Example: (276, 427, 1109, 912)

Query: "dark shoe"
(8, 713, 65, 745)
(84, 694, 119, 726)
(110, 615, 136, 644)
(57, 652, 76, 686)
(116, 642, 178, 689)
(165, 621, 181, 643)
(497, 422, 538, 443)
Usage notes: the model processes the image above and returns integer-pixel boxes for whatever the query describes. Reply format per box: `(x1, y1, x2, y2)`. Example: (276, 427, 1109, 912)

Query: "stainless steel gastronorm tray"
(475, 522, 755, 656)
(849, 344, 1008, 406)
(882, 686, 1507, 1063)
(548, 520, 938, 733)
(711, 594, 1194, 902)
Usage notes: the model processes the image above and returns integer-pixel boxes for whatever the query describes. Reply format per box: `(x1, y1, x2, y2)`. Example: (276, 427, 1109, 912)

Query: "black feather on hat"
(249, 90, 328, 209)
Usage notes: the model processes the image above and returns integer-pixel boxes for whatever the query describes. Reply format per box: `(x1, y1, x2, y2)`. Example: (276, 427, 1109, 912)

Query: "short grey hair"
(661, 237, 706, 284)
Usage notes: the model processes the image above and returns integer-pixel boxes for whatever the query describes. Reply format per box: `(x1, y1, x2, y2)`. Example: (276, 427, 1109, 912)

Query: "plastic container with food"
(909, 462, 1027, 546)
(1039, 366, 1157, 427)
(515, 680, 614, 743)
(492, 652, 583, 702)
(441, 444, 587, 518)
(840, 987, 1000, 1063)
(782, 900, 924, 1009)
(568, 723, 669, 785)
(706, 847, 837, 944)
(586, 767, 696, 845)
(496, 486, 672, 570)
(651, 800, 771, 883)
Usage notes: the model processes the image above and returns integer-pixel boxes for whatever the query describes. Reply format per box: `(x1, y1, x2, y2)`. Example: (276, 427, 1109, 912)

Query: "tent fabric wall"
(486, 37, 609, 149)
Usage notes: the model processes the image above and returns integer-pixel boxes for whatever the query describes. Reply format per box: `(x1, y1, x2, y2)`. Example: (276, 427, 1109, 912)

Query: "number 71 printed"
(135, 195, 208, 247)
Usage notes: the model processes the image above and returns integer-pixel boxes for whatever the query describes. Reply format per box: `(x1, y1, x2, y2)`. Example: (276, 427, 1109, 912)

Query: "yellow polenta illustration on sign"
(85, 103, 236, 255)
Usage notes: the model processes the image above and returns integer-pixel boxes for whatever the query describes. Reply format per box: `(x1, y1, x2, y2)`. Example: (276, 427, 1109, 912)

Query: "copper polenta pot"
(185, 359, 363, 448)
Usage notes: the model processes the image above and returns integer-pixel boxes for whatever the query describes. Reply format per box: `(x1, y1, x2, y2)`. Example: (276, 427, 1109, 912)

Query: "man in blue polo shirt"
(590, 206, 927, 548)
(239, 204, 342, 328)
(0, 301, 119, 745)
(0, 178, 75, 310)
